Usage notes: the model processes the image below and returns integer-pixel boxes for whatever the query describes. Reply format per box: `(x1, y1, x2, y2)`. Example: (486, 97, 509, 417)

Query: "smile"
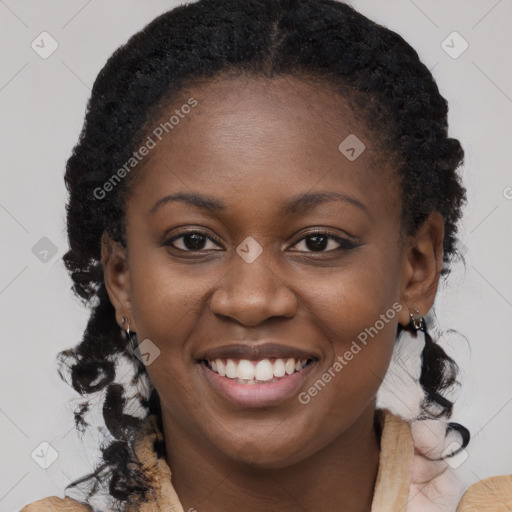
(196, 343, 319, 407)
(204, 357, 312, 384)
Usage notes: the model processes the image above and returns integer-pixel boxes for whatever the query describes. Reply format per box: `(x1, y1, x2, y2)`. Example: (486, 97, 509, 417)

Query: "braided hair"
(58, 0, 469, 509)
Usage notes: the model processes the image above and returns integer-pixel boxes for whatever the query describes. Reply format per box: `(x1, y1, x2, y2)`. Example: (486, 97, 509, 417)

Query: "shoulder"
(19, 496, 92, 512)
(457, 475, 512, 511)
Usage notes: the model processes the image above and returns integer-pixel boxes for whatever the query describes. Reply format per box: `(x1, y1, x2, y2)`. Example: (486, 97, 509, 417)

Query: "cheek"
(128, 231, 401, 374)
(127, 258, 208, 420)
(305, 246, 402, 347)
(128, 251, 212, 343)
(299, 250, 402, 405)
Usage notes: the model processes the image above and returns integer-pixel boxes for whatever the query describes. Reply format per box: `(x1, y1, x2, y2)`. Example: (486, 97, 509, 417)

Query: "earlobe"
(397, 212, 445, 325)
(100, 232, 135, 329)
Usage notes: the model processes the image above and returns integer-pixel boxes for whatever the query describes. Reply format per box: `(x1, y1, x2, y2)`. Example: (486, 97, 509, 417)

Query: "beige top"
(19, 409, 512, 511)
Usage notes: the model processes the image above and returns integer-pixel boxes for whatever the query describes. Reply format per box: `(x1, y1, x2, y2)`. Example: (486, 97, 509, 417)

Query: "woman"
(20, 0, 512, 510)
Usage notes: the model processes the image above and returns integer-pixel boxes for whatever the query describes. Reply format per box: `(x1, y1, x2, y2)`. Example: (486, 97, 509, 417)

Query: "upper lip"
(197, 342, 319, 362)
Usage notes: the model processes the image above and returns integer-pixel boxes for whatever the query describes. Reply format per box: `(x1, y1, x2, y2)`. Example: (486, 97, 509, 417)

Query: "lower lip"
(199, 361, 316, 408)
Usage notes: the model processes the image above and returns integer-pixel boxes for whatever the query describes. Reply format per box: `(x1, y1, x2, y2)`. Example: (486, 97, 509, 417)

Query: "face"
(103, 75, 443, 468)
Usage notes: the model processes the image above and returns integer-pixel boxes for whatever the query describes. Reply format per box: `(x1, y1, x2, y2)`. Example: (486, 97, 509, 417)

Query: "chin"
(214, 434, 312, 469)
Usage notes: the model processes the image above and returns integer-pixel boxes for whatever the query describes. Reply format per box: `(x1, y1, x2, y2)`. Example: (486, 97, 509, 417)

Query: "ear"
(396, 212, 445, 327)
(101, 232, 137, 331)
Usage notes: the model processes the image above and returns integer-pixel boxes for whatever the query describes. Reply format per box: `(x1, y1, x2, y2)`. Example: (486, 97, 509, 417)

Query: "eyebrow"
(149, 191, 369, 217)
(279, 191, 369, 217)
(149, 192, 226, 215)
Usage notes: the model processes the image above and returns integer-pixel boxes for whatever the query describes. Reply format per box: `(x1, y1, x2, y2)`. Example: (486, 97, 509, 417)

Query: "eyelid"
(165, 229, 224, 250)
(293, 227, 357, 241)
(164, 228, 359, 253)
(290, 229, 359, 252)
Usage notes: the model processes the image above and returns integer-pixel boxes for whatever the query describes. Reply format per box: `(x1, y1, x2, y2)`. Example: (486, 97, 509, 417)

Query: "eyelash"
(164, 229, 359, 254)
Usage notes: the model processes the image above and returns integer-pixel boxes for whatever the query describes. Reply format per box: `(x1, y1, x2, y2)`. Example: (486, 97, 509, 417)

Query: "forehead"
(128, 74, 400, 222)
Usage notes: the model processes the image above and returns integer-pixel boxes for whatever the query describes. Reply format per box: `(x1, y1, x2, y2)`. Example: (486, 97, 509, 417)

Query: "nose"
(210, 250, 297, 327)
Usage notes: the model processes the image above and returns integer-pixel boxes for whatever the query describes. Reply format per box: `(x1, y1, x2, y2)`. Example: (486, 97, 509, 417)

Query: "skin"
(102, 75, 445, 512)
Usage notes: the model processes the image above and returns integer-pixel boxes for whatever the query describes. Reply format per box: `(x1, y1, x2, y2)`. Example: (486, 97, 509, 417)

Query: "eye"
(164, 229, 359, 254)
(290, 230, 359, 253)
(165, 231, 223, 252)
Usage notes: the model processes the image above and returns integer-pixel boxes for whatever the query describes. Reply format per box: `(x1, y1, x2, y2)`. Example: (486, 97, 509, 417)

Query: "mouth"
(201, 357, 313, 384)
(196, 343, 319, 407)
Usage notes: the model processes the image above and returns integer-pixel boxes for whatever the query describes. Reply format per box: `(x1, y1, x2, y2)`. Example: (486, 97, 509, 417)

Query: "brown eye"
(291, 231, 358, 253)
(166, 231, 222, 252)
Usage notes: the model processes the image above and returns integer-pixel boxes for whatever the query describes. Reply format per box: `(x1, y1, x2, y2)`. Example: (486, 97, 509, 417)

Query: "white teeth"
(225, 359, 238, 379)
(237, 359, 255, 380)
(255, 359, 274, 381)
(216, 359, 226, 377)
(236, 378, 256, 385)
(273, 358, 286, 377)
(208, 356, 312, 382)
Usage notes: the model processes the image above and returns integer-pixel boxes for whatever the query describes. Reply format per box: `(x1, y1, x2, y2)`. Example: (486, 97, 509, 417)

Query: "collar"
(124, 408, 461, 512)
(371, 408, 415, 510)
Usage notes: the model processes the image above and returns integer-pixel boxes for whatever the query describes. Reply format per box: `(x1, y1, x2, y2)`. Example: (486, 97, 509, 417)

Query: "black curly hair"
(57, 0, 469, 509)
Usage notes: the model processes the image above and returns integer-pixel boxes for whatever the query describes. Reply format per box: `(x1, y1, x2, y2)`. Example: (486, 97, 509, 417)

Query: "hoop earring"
(409, 308, 425, 332)
(121, 316, 139, 353)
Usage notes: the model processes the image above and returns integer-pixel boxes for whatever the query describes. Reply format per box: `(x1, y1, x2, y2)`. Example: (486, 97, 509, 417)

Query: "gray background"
(0, 1, 511, 511)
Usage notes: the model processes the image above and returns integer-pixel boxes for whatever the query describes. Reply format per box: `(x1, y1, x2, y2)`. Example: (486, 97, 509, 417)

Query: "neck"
(162, 404, 381, 512)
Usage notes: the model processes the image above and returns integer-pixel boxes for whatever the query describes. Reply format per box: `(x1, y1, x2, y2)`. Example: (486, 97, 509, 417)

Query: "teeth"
(225, 359, 238, 379)
(237, 359, 255, 380)
(208, 357, 312, 382)
(255, 359, 274, 381)
(273, 358, 286, 377)
(216, 359, 226, 377)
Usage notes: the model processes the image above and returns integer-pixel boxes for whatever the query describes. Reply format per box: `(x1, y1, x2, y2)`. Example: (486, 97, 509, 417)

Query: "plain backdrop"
(0, 1, 511, 511)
